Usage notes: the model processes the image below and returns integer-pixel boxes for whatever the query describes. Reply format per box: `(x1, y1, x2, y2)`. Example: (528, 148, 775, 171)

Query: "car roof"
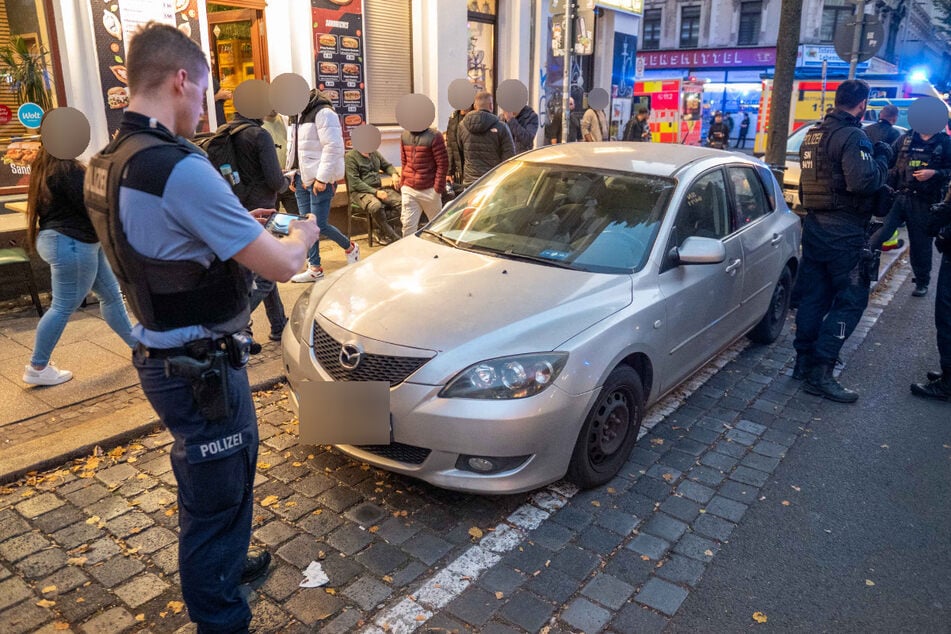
(519, 142, 761, 178)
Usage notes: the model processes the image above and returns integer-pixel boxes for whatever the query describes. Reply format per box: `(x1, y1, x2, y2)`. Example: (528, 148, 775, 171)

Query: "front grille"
(357, 442, 431, 465)
(312, 322, 431, 386)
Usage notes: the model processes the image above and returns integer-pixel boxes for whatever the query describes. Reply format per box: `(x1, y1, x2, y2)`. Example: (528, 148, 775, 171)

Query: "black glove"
(872, 141, 894, 165)
(927, 201, 951, 237)
(872, 185, 896, 218)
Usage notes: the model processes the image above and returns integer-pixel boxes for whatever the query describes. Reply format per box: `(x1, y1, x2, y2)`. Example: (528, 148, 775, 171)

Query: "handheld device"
(265, 212, 301, 235)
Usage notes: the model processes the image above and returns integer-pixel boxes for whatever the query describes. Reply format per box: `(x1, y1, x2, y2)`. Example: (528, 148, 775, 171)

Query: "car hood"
(316, 236, 633, 353)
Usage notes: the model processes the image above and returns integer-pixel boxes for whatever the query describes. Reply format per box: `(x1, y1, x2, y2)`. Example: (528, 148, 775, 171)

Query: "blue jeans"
(31, 230, 136, 367)
(249, 276, 286, 332)
(133, 349, 258, 633)
(293, 173, 349, 267)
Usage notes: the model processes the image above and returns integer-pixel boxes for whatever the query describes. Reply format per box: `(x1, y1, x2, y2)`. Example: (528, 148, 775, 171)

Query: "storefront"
(635, 46, 776, 146)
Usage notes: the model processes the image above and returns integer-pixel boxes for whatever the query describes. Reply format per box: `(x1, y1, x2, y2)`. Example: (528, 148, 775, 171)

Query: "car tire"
(747, 266, 792, 344)
(567, 365, 645, 489)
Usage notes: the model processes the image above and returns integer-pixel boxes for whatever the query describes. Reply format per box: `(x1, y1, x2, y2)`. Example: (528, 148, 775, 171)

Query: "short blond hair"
(127, 22, 208, 97)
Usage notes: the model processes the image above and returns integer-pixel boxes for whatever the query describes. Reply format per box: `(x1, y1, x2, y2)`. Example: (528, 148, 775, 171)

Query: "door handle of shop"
(770, 233, 783, 246)
(725, 258, 742, 274)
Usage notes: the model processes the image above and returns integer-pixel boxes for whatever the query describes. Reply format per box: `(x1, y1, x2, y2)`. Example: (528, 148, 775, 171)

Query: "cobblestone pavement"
(0, 264, 909, 633)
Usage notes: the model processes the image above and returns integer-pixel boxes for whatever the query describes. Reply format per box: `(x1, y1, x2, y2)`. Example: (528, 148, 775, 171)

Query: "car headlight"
(440, 353, 568, 399)
(289, 291, 313, 341)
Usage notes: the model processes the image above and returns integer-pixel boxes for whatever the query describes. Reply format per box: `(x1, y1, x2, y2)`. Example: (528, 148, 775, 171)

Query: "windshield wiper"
(497, 250, 580, 270)
(419, 229, 458, 248)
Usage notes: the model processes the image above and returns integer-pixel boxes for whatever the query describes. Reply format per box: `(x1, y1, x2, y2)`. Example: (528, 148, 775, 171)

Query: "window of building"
(679, 5, 701, 49)
(642, 9, 661, 50)
(0, 0, 63, 193)
(738, 1, 761, 46)
(467, 0, 497, 93)
(365, 0, 413, 125)
(820, 0, 854, 43)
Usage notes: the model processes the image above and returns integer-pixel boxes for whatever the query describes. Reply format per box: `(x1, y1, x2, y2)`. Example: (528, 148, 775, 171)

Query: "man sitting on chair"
(345, 148, 403, 244)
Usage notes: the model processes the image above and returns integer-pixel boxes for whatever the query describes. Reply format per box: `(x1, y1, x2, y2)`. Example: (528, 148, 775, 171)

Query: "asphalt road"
(669, 257, 951, 633)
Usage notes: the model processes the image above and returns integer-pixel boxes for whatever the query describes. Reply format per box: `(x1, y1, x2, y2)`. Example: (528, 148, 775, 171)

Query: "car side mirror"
(674, 236, 727, 265)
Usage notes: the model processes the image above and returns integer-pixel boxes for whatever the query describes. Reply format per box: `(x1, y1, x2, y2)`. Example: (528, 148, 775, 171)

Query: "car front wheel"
(567, 365, 645, 489)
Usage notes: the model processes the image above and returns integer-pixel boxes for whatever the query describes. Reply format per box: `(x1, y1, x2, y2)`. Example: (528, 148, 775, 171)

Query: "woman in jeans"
(22, 145, 137, 386)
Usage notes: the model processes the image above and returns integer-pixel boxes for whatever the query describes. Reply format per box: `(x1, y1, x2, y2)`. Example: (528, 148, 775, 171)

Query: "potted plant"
(0, 35, 53, 111)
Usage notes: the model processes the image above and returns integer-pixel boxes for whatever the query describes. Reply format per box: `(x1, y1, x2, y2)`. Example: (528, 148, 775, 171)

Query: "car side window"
(674, 169, 731, 242)
(728, 166, 770, 227)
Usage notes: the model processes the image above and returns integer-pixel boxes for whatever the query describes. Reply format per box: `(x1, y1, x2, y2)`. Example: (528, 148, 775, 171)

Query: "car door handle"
(770, 233, 783, 246)
(725, 258, 742, 274)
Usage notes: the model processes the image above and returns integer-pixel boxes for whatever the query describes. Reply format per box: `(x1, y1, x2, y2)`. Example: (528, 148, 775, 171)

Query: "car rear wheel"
(567, 366, 644, 489)
(747, 266, 792, 344)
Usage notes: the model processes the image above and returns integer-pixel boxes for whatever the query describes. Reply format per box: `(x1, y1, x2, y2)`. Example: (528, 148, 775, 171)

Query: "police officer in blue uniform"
(793, 80, 891, 403)
(83, 24, 319, 632)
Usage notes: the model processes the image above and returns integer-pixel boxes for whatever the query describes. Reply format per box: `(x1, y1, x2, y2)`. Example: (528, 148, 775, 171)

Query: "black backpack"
(194, 121, 255, 203)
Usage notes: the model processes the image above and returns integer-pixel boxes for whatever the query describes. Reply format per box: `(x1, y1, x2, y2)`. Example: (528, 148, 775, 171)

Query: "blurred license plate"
(297, 381, 391, 445)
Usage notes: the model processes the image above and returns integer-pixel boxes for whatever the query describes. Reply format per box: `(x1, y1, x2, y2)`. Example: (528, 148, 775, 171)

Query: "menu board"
(89, 0, 202, 138)
(312, 0, 367, 148)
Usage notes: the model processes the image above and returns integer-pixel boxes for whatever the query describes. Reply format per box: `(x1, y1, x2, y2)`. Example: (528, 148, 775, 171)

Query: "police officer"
(881, 124, 951, 297)
(865, 104, 901, 146)
(793, 79, 891, 403)
(910, 191, 951, 400)
(83, 24, 319, 632)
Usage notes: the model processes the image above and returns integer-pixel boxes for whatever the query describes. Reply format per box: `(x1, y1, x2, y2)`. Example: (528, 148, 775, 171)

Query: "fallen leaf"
(36, 599, 56, 608)
(108, 446, 126, 459)
(752, 611, 768, 623)
(382, 575, 393, 583)
(260, 495, 279, 507)
(67, 557, 88, 566)
(325, 588, 336, 595)
(164, 509, 175, 517)
(257, 462, 271, 470)
(41, 585, 57, 594)
(704, 549, 714, 557)
(135, 614, 145, 621)
(865, 579, 875, 586)
(292, 462, 304, 467)
(791, 485, 801, 492)
(167, 600, 185, 614)
(495, 591, 504, 599)
(650, 438, 664, 445)
(661, 473, 674, 482)
(368, 525, 380, 533)
(640, 554, 651, 561)
(468, 527, 484, 540)
(284, 501, 297, 508)
(699, 509, 707, 514)
(415, 615, 426, 622)
(590, 500, 601, 507)
(782, 500, 791, 506)
(53, 623, 70, 630)
(880, 444, 889, 449)
(85, 516, 101, 525)
(607, 487, 617, 494)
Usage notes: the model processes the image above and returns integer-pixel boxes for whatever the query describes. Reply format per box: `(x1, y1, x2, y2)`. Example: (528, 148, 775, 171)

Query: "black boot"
(926, 370, 943, 382)
(792, 354, 813, 380)
(241, 547, 271, 584)
(910, 372, 951, 401)
(804, 362, 859, 403)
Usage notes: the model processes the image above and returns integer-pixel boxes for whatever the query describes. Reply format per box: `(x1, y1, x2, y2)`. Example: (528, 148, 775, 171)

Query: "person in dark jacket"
(546, 96, 581, 144)
(446, 105, 470, 193)
(865, 104, 901, 146)
(706, 112, 730, 149)
(735, 111, 751, 148)
(793, 79, 891, 403)
(622, 107, 651, 142)
(457, 91, 515, 186)
(345, 148, 402, 244)
(400, 126, 449, 236)
(230, 113, 293, 342)
(501, 105, 539, 154)
(22, 144, 136, 386)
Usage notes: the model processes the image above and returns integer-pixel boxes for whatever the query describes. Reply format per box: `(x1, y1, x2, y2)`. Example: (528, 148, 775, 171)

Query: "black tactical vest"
(798, 118, 856, 213)
(893, 132, 951, 201)
(84, 127, 250, 332)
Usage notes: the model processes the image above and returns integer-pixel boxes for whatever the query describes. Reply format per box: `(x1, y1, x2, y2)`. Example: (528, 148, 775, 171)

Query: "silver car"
(282, 143, 801, 494)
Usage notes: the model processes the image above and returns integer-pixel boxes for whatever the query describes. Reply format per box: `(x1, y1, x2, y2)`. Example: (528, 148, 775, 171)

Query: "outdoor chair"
(0, 247, 44, 316)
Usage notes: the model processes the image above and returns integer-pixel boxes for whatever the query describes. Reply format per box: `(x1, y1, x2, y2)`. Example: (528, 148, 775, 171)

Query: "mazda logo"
(339, 342, 363, 370)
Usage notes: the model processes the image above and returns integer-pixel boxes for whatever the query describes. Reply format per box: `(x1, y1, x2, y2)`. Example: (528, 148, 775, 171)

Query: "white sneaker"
(23, 362, 73, 386)
(291, 267, 324, 283)
(346, 241, 360, 264)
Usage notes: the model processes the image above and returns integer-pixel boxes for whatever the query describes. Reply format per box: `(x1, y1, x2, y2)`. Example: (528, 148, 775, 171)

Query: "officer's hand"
(913, 169, 936, 181)
(872, 141, 894, 164)
(250, 208, 277, 227)
(288, 214, 320, 248)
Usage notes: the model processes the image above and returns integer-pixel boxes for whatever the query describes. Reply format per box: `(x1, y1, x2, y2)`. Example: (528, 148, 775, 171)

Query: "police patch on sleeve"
(185, 431, 248, 463)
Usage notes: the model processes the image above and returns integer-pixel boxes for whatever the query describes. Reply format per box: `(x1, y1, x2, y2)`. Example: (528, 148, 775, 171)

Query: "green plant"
(0, 36, 53, 111)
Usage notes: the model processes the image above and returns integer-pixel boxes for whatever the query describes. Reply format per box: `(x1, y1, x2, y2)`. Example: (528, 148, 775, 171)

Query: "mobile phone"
(265, 212, 301, 235)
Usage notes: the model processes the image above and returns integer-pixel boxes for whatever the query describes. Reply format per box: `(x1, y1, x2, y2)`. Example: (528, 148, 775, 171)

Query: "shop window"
(0, 0, 62, 193)
(467, 0, 497, 93)
(679, 5, 700, 49)
(642, 9, 661, 50)
(820, 0, 854, 43)
(363, 0, 412, 126)
(737, 1, 761, 46)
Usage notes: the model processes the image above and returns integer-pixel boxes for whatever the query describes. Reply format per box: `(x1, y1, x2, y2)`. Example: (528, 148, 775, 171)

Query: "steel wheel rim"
(587, 389, 631, 466)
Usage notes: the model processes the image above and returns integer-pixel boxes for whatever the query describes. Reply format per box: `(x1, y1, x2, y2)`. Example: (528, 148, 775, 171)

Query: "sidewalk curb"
(0, 358, 287, 485)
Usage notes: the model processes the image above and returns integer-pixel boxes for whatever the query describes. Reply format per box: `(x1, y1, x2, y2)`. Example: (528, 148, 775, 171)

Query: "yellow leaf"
(41, 585, 57, 594)
(67, 557, 88, 566)
(85, 457, 101, 471)
(167, 600, 185, 614)
(75, 597, 85, 603)
(415, 615, 426, 621)
(650, 438, 664, 445)
(292, 462, 304, 467)
(468, 527, 484, 540)
(312, 509, 323, 515)
(284, 501, 297, 508)
(607, 487, 617, 494)
(85, 516, 101, 525)
(590, 500, 601, 507)
(164, 509, 175, 517)
(368, 525, 380, 533)
(36, 599, 56, 608)
(640, 554, 651, 561)
(661, 473, 674, 482)
(495, 591, 504, 599)
(865, 579, 875, 586)
(382, 575, 393, 583)
(257, 462, 271, 470)
(782, 500, 791, 506)
(54, 623, 70, 630)
(325, 588, 337, 595)
(135, 613, 145, 621)
(752, 611, 768, 623)
(260, 495, 279, 507)
(108, 446, 125, 459)
(703, 549, 714, 557)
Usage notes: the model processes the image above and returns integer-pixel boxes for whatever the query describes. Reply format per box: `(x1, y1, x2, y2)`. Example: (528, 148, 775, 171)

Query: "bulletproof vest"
(894, 132, 950, 199)
(84, 128, 250, 332)
(798, 119, 856, 213)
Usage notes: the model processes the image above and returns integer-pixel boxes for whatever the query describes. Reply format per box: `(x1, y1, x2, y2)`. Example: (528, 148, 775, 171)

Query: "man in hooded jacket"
(501, 104, 539, 154)
(456, 91, 515, 187)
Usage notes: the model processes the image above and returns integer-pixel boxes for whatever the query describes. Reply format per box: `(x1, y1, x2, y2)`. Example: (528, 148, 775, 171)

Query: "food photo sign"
(312, 0, 368, 148)
(89, 0, 202, 138)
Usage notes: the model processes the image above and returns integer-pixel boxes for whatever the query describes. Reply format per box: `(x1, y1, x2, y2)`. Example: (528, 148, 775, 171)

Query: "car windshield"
(424, 162, 674, 274)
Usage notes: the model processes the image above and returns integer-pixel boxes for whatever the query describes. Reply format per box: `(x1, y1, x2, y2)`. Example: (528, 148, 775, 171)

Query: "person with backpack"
(286, 89, 358, 283)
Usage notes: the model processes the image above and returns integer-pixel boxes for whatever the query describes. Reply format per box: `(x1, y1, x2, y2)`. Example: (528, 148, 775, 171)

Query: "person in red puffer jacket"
(399, 125, 449, 236)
